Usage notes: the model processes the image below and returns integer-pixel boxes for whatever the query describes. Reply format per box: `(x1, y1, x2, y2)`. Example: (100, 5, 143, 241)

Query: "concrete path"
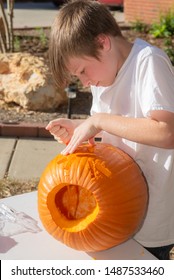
(0, 137, 65, 180)
(0, 138, 16, 179)
(12, 1, 59, 29)
(7, 1, 124, 29)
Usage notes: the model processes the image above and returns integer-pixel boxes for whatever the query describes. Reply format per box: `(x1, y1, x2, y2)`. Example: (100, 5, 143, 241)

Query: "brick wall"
(124, 0, 174, 24)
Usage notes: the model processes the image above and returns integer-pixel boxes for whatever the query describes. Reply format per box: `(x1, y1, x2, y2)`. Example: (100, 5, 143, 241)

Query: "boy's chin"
(98, 78, 116, 87)
(97, 81, 114, 87)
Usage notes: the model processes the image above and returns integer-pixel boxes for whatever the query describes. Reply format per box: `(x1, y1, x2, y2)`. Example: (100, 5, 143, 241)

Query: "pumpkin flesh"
(47, 184, 99, 232)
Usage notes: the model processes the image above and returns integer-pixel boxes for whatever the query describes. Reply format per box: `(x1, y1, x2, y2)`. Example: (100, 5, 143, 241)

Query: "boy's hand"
(61, 116, 100, 155)
(46, 118, 76, 145)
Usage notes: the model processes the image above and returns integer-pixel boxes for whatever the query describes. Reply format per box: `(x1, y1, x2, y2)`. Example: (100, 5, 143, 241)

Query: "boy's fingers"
(61, 140, 76, 155)
(49, 126, 61, 134)
(54, 131, 70, 145)
(46, 119, 62, 130)
(58, 127, 67, 136)
(54, 136, 64, 144)
(46, 123, 58, 131)
(88, 137, 95, 146)
(51, 128, 68, 139)
(46, 122, 54, 130)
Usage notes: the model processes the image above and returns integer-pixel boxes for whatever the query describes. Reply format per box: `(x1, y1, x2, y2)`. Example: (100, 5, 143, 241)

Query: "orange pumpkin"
(38, 143, 148, 252)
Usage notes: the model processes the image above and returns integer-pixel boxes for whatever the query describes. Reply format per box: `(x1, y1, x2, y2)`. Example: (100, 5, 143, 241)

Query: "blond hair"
(49, 0, 122, 88)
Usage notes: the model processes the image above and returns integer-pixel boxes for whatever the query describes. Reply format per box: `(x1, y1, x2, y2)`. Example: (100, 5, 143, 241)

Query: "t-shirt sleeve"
(138, 51, 174, 117)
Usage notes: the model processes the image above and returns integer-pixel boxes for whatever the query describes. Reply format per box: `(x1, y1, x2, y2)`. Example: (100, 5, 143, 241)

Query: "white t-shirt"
(90, 38, 174, 247)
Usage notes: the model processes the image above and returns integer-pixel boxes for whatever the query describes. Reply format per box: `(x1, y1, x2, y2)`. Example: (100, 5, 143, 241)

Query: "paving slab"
(8, 138, 65, 180)
(5, 2, 124, 29)
(0, 137, 17, 179)
(12, 2, 58, 29)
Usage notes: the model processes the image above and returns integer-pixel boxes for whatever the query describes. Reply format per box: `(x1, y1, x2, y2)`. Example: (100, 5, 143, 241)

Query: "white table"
(0, 192, 156, 260)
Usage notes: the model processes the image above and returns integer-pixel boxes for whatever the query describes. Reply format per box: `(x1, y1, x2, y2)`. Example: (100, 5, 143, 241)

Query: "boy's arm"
(61, 110, 174, 155)
(96, 110, 174, 148)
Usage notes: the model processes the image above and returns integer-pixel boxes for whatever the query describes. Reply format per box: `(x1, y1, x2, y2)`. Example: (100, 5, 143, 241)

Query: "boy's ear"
(96, 34, 111, 51)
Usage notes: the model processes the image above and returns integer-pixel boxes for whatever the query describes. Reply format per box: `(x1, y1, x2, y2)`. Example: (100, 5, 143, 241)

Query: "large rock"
(0, 53, 67, 111)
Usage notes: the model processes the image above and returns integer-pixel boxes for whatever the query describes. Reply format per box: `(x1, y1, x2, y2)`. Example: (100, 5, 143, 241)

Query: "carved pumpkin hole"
(55, 184, 96, 220)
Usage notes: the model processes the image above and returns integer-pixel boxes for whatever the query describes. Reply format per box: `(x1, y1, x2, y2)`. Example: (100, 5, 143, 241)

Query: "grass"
(0, 178, 39, 199)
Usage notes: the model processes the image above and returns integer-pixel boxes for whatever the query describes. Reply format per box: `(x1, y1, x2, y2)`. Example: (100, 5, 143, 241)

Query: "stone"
(0, 52, 67, 111)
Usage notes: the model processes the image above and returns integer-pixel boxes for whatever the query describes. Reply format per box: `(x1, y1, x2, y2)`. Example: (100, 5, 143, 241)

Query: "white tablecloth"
(0, 191, 156, 260)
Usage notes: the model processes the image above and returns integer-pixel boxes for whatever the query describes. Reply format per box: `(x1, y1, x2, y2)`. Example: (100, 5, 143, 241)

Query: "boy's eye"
(80, 69, 85, 75)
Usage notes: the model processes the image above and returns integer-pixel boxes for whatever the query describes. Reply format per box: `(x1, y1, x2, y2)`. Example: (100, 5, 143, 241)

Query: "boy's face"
(67, 46, 120, 88)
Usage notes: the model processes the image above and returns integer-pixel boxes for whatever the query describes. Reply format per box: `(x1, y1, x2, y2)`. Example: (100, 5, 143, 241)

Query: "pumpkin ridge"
(86, 223, 125, 250)
(80, 229, 108, 251)
(71, 222, 114, 252)
(77, 156, 91, 184)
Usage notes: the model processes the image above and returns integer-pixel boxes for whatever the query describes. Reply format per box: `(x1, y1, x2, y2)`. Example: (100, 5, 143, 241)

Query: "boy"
(46, 0, 174, 259)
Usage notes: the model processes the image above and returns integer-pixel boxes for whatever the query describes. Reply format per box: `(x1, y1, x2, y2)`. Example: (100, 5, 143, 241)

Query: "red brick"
(0, 122, 38, 137)
(38, 124, 53, 138)
(125, 0, 174, 24)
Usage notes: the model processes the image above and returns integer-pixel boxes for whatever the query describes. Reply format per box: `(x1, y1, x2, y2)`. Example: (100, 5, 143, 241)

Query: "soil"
(0, 25, 167, 125)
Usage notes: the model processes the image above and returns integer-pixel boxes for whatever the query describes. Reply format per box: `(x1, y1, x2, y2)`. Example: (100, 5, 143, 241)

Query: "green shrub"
(150, 10, 174, 38)
(132, 20, 149, 33)
(148, 10, 174, 64)
(14, 36, 20, 52)
(35, 27, 48, 47)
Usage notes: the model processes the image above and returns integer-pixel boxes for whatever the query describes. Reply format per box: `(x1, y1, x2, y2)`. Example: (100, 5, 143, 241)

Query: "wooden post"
(7, 0, 14, 52)
(0, 0, 14, 52)
(0, 16, 6, 52)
